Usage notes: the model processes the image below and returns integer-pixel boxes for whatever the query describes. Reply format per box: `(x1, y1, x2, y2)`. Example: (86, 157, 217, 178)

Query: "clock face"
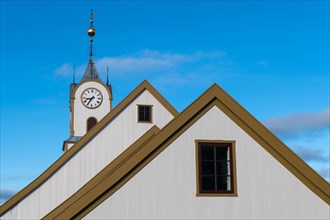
(81, 88, 103, 109)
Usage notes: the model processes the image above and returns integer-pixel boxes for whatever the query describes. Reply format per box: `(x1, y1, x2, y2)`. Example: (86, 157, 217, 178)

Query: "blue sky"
(0, 0, 329, 204)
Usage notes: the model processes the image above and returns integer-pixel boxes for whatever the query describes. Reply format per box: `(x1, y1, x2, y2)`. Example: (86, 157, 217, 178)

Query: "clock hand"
(87, 96, 95, 105)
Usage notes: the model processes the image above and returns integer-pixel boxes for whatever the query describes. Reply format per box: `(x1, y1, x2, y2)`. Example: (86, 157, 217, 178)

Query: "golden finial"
(88, 28, 96, 37)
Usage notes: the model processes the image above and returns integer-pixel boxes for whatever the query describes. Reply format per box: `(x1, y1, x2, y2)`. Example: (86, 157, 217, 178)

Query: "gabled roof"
(0, 80, 178, 217)
(43, 83, 330, 219)
(81, 56, 100, 81)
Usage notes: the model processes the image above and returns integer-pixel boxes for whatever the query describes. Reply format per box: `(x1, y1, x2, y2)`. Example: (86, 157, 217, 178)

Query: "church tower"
(63, 10, 113, 151)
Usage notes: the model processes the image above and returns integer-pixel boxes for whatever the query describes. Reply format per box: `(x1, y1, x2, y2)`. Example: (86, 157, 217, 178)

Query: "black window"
(87, 117, 97, 132)
(198, 142, 234, 194)
(138, 105, 152, 122)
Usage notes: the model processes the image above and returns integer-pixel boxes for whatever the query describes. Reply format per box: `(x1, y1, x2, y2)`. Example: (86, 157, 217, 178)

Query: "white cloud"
(54, 49, 228, 78)
(293, 145, 329, 162)
(153, 73, 190, 86)
(139, 49, 194, 63)
(264, 110, 329, 182)
(54, 63, 73, 77)
(318, 167, 330, 181)
(263, 108, 330, 139)
(96, 50, 226, 75)
(193, 50, 227, 59)
(96, 56, 174, 75)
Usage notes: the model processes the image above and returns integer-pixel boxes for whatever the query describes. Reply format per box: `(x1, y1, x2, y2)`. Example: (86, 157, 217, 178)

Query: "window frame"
(195, 140, 238, 197)
(137, 105, 153, 123)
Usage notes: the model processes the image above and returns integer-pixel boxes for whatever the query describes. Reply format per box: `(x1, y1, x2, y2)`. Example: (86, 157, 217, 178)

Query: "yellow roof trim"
(0, 80, 178, 216)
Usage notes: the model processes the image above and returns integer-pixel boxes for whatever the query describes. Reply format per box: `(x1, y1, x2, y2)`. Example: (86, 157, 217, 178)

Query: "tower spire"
(88, 9, 96, 57)
(82, 9, 100, 81)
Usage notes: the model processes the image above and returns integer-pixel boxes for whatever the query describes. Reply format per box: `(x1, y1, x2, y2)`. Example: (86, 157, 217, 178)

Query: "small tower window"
(137, 105, 152, 123)
(87, 117, 98, 132)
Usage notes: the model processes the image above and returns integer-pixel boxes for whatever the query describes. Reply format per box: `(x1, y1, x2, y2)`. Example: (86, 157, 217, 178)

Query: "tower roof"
(81, 56, 100, 81)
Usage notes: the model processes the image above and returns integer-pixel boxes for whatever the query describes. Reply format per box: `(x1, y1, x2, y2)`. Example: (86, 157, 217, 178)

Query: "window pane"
(227, 176, 231, 191)
(144, 110, 150, 121)
(138, 111, 145, 121)
(201, 146, 214, 160)
(216, 161, 228, 175)
(202, 161, 215, 175)
(138, 107, 143, 119)
(145, 107, 150, 113)
(216, 147, 228, 160)
(202, 176, 215, 190)
(217, 176, 228, 191)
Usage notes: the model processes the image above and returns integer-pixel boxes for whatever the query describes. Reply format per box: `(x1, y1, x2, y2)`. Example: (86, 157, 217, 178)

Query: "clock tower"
(63, 10, 112, 151)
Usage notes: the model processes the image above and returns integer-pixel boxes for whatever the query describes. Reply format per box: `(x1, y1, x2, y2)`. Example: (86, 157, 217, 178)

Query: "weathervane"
(88, 9, 96, 57)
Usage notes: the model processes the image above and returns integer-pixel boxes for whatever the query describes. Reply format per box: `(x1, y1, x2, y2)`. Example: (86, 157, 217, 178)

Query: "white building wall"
(73, 81, 111, 137)
(85, 106, 329, 220)
(1, 90, 174, 220)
